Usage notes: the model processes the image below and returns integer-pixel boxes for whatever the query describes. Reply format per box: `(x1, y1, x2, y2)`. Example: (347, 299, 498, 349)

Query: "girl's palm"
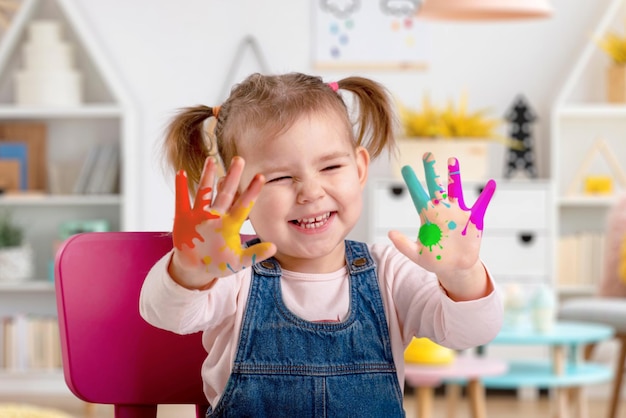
(389, 154, 496, 275)
(172, 157, 275, 282)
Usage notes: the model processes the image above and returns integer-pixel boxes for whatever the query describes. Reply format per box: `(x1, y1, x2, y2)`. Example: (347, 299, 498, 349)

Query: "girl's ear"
(355, 146, 370, 189)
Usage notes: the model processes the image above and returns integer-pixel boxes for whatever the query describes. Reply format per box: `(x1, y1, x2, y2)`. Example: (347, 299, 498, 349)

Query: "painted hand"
(389, 153, 496, 275)
(172, 157, 276, 284)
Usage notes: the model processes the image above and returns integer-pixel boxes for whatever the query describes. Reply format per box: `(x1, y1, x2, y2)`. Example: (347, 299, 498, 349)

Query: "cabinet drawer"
(371, 182, 415, 229)
(372, 182, 549, 230)
(486, 188, 549, 230)
(481, 232, 549, 277)
(374, 230, 548, 278)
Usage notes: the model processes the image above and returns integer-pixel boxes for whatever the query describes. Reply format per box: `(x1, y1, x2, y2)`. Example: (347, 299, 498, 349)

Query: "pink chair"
(54, 231, 211, 418)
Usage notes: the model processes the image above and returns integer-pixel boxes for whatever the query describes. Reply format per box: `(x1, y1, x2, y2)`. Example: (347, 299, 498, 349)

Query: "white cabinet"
(551, 0, 626, 295)
(368, 178, 553, 286)
(0, 0, 136, 395)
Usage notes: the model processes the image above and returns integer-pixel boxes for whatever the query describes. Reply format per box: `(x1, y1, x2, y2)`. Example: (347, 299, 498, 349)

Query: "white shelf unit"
(0, 0, 137, 395)
(551, 0, 626, 295)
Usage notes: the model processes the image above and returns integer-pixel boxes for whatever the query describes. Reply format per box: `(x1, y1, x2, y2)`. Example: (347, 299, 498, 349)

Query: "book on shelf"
(73, 142, 120, 195)
(0, 160, 20, 191)
(557, 232, 606, 287)
(0, 141, 28, 190)
(72, 145, 100, 194)
(0, 122, 47, 192)
(1, 314, 62, 371)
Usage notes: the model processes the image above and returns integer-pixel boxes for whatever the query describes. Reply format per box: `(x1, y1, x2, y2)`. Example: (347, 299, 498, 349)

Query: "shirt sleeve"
(372, 243, 503, 350)
(139, 250, 242, 335)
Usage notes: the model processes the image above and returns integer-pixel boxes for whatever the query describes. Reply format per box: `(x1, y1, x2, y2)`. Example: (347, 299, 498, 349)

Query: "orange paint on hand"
(173, 170, 219, 251)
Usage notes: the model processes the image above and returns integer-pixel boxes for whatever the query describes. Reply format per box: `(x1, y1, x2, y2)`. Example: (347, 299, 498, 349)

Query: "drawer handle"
(389, 186, 404, 197)
(518, 233, 534, 244)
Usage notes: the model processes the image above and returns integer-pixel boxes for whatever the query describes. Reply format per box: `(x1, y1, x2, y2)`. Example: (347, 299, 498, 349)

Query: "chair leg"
(583, 343, 596, 361)
(83, 402, 96, 418)
(608, 334, 626, 418)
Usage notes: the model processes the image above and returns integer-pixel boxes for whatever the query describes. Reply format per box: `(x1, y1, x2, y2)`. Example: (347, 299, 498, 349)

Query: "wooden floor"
(1, 390, 625, 418)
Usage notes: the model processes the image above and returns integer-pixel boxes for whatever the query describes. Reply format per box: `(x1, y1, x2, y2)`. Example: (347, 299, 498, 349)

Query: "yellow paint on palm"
(215, 201, 255, 257)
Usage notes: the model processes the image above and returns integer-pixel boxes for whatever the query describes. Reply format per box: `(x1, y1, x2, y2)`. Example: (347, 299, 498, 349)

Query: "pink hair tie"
(328, 82, 339, 92)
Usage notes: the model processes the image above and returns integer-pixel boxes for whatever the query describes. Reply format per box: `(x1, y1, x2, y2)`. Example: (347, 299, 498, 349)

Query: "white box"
(23, 42, 73, 70)
(15, 70, 82, 106)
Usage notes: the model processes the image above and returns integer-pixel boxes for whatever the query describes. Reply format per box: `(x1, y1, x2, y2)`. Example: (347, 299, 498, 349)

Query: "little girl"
(140, 72, 502, 417)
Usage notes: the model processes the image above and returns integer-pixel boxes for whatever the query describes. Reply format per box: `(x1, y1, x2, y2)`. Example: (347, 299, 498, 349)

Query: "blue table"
(482, 321, 614, 418)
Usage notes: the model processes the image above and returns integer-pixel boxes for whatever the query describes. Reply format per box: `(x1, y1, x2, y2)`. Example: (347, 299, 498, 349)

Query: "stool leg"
(569, 386, 588, 418)
(446, 383, 461, 418)
(416, 386, 434, 418)
(555, 388, 571, 418)
(467, 379, 486, 418)
(608, 334, 626, 418)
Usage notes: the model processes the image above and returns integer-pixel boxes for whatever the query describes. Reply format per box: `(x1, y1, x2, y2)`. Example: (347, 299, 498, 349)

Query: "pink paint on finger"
(447, 158, 469, 211)
(462, 179, 496, 235)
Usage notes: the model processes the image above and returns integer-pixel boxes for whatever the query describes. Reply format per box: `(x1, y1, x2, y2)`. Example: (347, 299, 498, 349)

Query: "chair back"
(55, 232, 209, 418)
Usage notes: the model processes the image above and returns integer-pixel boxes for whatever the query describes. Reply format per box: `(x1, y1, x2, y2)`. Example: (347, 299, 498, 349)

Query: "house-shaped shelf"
(554, 0, 626, 108)
(0, 0, 130, 108)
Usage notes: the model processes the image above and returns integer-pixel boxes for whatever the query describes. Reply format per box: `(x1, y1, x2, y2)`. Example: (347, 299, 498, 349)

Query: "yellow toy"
(584, 175, 613, 195)
(404, 337, 455, 365)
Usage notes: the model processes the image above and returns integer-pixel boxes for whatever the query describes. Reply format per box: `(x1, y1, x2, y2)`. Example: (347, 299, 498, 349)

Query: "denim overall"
(207, 240, 405, 417)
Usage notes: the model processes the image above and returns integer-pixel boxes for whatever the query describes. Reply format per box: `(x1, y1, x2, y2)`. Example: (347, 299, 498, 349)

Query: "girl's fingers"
(240, 242, 277, 267)
(175, 170, 191, 216)
(447, 157, 469, 210)
(469, 179, 496, 232)
(388, 230, 420, 264)
(401, 165, 429, 214)
(193, 157, 216, 212)
(229, 173, 265, 224)
(212, 157, 245, 213)
(194, 157, 216, 211)
(422, 153, 445, 201)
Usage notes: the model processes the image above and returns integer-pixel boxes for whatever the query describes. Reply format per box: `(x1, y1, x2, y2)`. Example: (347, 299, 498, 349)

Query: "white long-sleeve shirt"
(140, 242, 503, 407)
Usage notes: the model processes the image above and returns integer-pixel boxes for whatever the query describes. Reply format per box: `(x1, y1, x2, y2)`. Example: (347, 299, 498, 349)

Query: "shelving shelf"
(557, 195, 618, 207)
(0, 281, 55, 292)
(557, 104, 626, 118)
(0, 370, 69, 395)
(0, 0, 137, 399)
(0, 104, 123, 118)
(550, 0, 626, 295)
(0, 194, 121, 206)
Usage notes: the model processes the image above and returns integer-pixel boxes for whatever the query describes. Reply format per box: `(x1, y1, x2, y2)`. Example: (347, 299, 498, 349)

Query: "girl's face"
(238, 110, 370, 273)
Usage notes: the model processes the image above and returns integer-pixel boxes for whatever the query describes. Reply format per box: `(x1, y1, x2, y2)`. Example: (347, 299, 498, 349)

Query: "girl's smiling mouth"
(290, 212, 333, 230)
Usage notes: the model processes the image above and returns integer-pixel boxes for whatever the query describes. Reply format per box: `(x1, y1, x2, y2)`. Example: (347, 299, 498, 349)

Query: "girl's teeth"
(296, 213, 330, 228)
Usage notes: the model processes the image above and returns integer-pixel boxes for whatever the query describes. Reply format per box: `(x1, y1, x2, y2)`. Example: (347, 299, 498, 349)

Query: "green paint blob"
(418, 223, 443, 251)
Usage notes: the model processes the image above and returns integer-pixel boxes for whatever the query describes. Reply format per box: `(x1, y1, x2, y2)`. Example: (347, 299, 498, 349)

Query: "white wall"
(73, 0, 610, 236)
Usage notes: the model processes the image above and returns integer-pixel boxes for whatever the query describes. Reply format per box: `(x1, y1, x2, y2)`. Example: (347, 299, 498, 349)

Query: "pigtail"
(337, 77, 398, 159)
(163, 105, 216, 187)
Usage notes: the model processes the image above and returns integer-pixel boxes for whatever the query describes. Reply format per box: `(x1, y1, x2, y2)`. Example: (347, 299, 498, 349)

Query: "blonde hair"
(163, 72, 398, 188)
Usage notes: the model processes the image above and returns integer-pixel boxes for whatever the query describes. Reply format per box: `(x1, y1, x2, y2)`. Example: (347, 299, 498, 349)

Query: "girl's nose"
(296, 178, 325, 204)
